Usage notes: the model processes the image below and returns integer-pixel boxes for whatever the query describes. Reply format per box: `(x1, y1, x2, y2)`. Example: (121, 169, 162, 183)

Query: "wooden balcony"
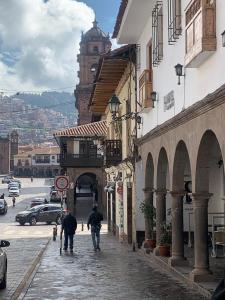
(105, 140, 122, 167)
(60, 154, 104, 168)
(139, 70, 153, 110)
(185, 0, 216, 68)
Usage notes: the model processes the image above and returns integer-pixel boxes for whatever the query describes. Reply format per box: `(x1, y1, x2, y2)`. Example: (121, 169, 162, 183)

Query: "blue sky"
(77, 0, 121, 34)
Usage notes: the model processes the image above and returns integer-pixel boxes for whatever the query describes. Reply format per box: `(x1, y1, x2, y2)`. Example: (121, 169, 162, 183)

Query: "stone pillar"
(155, 190, 166, 246)
(190, 193, 213, 282)
(169, 191, 187, 266)
(143, 188, 154, 240)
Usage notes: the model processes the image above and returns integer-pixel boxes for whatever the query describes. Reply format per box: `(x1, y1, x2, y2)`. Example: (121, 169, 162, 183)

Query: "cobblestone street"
(23, 228, 206, 300)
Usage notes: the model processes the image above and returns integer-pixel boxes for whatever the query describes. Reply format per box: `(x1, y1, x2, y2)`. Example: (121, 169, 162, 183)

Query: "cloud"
(0, 0, 95, 93)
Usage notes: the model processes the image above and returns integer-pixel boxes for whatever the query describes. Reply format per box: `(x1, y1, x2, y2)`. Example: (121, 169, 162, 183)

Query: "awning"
(53, 120, 107, 138)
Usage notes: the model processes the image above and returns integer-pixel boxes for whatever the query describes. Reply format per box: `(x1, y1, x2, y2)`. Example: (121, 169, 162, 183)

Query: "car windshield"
(10, 187, 18, 190)
(0, 200, 4, 204)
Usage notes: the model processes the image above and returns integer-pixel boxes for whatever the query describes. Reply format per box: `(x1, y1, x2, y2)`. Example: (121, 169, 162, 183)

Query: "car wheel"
(0, 267, 7, 289)
(56, 216, 61, 225)
(29, 217, 37, 226)
(19, 222, 25, 226)
(46, 221, 52, 225)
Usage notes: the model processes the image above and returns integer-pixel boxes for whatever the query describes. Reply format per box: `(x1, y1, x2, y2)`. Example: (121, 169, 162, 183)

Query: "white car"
(0, 240, 10, 289)
(8, 186, 20, 197)
(8, 182, 20, 191)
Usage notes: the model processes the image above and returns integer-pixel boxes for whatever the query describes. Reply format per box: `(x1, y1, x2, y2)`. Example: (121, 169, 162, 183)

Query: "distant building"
(14, 146, 60, 177)
(74, 20, 111, 125)
(10, 130, 19, 170)
(0, 137, 10, 174)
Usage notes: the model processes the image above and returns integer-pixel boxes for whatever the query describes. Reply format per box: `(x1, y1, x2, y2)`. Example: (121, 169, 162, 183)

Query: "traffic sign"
(55, 176, 69, 191)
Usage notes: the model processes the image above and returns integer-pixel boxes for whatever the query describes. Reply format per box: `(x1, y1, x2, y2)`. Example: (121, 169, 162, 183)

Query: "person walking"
(12, 196, 16, 207)
(87, 206, 103, 251)
(61, 210, 77, 253)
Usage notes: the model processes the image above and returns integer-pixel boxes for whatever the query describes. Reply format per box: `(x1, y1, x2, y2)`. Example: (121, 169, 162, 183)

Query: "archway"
(170, 140, 192, 266)
(191, 130, 225, 281)
(155, 148, 170, 248)
(143, 153, 154, 240)
(74, 172, 98, 220)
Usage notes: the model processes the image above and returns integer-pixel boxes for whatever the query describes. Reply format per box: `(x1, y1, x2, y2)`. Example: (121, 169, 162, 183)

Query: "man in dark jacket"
(87, 206, 103, 251)
(62, 211, 77, 252)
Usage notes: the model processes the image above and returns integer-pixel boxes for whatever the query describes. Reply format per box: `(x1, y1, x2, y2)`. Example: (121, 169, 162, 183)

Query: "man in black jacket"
(87, 206, 103, 251)
(62, 210, 77, 253)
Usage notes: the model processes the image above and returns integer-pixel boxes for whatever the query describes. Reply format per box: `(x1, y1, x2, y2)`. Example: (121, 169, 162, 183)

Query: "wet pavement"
(23, 227, 206, 300)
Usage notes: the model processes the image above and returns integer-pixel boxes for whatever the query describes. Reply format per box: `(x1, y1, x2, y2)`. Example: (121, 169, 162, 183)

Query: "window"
(52, 156, 55, 159)
(152, 1, 163, 67)
(93, 46, 99, 53)
(168, 0, 182, 44)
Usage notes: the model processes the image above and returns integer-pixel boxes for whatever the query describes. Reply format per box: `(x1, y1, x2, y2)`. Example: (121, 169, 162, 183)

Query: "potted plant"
(158, 222, 172, 257)
(140, 200, 156, 250)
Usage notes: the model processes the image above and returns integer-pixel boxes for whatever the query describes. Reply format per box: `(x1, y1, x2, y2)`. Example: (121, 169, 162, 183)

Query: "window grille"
(152, 1, 163, 67)
(168, 0, 182, 44)
(136, 44, 141, 70)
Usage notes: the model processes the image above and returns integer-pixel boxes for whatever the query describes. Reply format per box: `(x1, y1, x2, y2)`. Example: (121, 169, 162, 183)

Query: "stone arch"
(195, 130, 224, 193)
(145, 153, 154, 189)
(156, 147, 170, 190)
(172, 140, 192, 192)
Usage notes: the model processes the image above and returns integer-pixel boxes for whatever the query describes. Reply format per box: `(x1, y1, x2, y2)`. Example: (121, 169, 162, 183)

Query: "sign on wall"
(164, 91, 174, 111)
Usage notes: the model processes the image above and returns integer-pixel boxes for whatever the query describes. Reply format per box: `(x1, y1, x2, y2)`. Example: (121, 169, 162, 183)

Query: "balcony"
(60, 154, 104, 168)
(105, 140, 122, 167)
(139, 70, 153, 110)
(185, 0, 216, 67)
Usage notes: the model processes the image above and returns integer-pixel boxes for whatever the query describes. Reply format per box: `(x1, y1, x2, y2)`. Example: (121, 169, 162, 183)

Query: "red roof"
(53, 120, 107, 137)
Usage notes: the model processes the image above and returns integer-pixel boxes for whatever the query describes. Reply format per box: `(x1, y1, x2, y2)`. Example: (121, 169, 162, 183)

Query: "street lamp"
(222, 30, 225, 47)
(108, 94, 121, 117)
(175, 63, 185, 85)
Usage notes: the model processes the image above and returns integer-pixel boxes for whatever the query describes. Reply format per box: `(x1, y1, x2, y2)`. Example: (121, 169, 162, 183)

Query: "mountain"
(16, 91, 77, 119)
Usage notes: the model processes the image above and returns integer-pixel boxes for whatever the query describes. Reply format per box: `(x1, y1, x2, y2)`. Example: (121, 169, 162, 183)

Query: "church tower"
(10, 130, 19, 171)
(75, 21, 111, 125)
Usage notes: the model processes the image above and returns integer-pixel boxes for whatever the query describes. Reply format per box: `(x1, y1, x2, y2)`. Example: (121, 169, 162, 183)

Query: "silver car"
(0, 240, 10, 289)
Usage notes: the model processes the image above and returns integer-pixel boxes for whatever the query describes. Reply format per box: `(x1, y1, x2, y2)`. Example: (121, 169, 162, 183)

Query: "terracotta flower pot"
(158, 245, 170, 257)
(143, 239, 156, 249)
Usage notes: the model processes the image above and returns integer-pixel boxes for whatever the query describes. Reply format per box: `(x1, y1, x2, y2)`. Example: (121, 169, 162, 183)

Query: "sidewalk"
(0, 237, 50, 300)
(21, 226, 206, 300)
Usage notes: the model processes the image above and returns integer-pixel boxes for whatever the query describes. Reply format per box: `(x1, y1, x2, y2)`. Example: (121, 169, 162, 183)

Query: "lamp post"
(108, 94, 121, 118)
(175, 63, 185, 85)
(222, 31, 225, 47)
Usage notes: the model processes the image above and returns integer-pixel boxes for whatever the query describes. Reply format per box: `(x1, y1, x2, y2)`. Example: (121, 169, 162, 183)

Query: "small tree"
(140, 200, 156, 239)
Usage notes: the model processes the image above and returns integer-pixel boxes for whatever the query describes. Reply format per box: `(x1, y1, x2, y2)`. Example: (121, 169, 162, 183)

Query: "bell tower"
(75, 20, 111, 125)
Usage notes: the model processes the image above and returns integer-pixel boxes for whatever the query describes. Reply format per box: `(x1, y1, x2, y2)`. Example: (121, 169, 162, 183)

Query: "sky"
(0, 0, 121, 95)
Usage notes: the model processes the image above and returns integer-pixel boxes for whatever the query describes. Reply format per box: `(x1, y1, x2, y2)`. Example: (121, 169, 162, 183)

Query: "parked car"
(0, 240, 10, 289)
(0, 200, 7, 215)
(50, 190, 61, 202)
(1, 176, 13, 184)
(8, 186, 20, 197)
(8, 181, 20, 191)
(15, 204, 64, 226)
(8, 179, 21, 189)
(30, 198, 48, 208)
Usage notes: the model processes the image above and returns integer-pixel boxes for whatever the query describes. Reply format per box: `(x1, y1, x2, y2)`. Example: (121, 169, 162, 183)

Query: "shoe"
(70, 249, 73, 253)
(97, 246, 101, 251)
(94, 248, 97, 251)
(63, 248, 68, 251)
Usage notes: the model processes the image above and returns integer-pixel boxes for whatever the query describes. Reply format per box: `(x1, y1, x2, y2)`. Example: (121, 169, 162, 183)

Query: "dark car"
(0, 200, 7, 215)
(15, 204, 64, 226)
(30, 198, 48, 208)
(1, 176, 12, 184)
(0, 240, 10, 289)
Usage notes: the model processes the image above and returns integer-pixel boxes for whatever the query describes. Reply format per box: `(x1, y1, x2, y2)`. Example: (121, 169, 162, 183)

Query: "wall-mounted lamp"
(175, 63, 185, 85)
(108, 94, 121, 117)
(222, 31, 225, 47)
(151, 91, 157, 108)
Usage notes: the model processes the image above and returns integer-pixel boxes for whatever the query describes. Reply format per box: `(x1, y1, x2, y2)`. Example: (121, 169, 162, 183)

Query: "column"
(190, 193, 213, 282)
(143, 187, 154, 240)
(169, 191, 187, 266)
(155, 190, 166, 250)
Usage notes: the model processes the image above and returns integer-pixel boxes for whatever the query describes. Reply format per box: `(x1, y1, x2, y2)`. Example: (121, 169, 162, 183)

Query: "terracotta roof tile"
(53, 120, 107, 137)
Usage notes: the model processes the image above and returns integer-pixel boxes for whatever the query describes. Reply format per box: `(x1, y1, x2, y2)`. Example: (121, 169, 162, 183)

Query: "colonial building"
(75, 20, 111, 125)
(113, 0, 225, 284)
(90, 45, 138, 244)
(0, 137, 10, 174)
(14, 147, 60, 177)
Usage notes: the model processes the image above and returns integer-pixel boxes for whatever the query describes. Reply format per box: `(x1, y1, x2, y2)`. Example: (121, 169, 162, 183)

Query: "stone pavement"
(22, 227, 207, 300)
(0, 238, 49, 300)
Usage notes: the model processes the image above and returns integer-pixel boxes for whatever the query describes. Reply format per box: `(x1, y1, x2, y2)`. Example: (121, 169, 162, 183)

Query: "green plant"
(160, 221, 172, 246)
(140, 200, 156, 239)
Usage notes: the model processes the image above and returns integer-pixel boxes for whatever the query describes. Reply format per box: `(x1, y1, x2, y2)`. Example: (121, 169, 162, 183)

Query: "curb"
(10, 238, 51, 300)
(138, 248, 212, 299)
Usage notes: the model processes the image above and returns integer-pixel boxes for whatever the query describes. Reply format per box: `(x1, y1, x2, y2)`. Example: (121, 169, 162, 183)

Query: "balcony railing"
(139, 70, 153, 109)
(105, 140, 122, 167)
(60, 154, 104, 168)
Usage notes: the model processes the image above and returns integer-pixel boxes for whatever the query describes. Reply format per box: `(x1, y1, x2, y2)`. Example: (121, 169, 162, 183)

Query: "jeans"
(64, 233, 74, 250)
(91, 227, 100, 249)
